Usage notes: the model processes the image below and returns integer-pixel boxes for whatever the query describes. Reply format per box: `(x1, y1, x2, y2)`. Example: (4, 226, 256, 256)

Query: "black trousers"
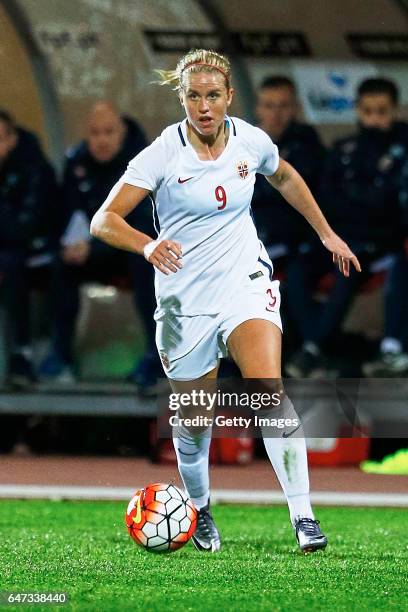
(384, 252, 408, 346)
(0, 250, 31, 350)
(52, 240, 156, 363)
(286, 242, 396, 351)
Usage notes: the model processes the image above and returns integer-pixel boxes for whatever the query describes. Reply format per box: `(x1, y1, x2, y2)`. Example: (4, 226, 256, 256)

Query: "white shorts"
(155, 260, 282, 381)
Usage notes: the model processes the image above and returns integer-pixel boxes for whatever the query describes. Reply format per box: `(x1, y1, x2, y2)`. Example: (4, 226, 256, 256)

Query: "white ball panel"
(180, 516, 191, 532)
(165, 498, 183, 514)
(142, 521, 158, 538)
(156, 490, 171, 503)
(167, 485, 184, 501)
(157, 520, 170, 540)
(171, 505, 187, 521)
(147, 535, 168, 550)
(169, 517, 182, 539)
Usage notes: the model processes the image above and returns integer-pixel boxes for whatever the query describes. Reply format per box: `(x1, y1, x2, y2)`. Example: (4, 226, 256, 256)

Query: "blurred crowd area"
(1, 75, 408, 396)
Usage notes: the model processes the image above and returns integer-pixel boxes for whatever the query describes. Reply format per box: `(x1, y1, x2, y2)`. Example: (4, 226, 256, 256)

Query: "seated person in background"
(251, 76, 325, 272)
(363, 181, 408, 376)
(40, 102, 160, 391)
(286, 78, 408, 378)
(0, 110, 58, 386)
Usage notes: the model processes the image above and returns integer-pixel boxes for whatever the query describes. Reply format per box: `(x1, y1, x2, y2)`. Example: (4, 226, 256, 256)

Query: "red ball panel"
(171, 530, 192, 544)
(144, 509, 165, 525)
(169, 539, 187, 551)
(186, 500, 197, 516)
(143, 487, 156, 506)
(148, 483, 170, 493)
(186, 517, 197, 539)
(129, 527, 148, 547)
(145, 500, 167, 516)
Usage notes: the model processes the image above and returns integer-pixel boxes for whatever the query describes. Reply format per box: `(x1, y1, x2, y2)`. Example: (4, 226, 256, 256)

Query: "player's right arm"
(253, 124, 360, 277)
(90, 182, 182, 275)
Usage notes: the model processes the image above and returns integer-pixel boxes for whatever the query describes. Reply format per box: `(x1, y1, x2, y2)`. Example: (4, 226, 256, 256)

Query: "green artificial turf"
(0, 501, 406, 611)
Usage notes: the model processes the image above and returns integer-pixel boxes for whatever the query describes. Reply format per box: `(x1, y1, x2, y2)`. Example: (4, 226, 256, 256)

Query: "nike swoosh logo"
(178, 177, 194, 183)
(282, 424, 301, 438)
(133, 491, 142, 523)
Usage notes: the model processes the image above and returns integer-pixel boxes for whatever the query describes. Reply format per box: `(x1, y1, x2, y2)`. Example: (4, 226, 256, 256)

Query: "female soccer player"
(91, 49, 361, 554)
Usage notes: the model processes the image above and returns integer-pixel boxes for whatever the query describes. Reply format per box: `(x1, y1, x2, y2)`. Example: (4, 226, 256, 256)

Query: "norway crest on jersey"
(236, 160, 249, 179)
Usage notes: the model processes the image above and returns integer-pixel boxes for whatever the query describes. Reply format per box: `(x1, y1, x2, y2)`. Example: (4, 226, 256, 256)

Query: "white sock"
(173, 424, 211, 510)
(260, 395, 314, 526)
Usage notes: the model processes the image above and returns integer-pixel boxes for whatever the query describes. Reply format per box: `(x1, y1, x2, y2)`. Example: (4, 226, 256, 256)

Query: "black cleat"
(294, 518, 328, 553)
(192, 502, 221, 553)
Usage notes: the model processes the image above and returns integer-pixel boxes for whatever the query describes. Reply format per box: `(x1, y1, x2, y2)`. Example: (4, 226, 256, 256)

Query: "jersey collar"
(178, 115, 236, 148)
(178, 115, 236, 164)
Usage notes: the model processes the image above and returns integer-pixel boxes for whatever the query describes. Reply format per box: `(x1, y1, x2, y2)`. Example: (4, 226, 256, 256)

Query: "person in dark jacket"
(251, 76, 326, 268)
(0, 110, 57, 386)
(246, 76, 326, 360)
(286, 78, 408, 377)
(363, 156, 408, 376)
(40, 102, 160, 392)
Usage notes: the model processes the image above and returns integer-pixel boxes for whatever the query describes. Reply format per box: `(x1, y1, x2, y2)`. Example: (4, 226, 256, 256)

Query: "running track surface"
(1, 456, 407, 494)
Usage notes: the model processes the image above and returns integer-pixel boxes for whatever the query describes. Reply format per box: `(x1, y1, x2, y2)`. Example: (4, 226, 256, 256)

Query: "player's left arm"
(266, 158, 361, 277)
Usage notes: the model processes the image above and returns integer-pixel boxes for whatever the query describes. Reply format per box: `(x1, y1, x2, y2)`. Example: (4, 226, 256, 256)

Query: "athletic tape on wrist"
(143, 240, 159, 261)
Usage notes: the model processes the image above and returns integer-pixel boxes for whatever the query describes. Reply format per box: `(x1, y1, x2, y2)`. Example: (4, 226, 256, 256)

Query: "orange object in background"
(211, 437, 254, 465)
(307, 432, 371, 466)
(151, 421, 370, 467)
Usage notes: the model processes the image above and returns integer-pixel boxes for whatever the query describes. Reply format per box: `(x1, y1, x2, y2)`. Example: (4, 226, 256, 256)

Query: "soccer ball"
(125, 483, 197, 552)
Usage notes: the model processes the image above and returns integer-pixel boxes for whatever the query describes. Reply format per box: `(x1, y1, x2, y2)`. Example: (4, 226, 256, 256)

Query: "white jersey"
(121, 116, 279, 317)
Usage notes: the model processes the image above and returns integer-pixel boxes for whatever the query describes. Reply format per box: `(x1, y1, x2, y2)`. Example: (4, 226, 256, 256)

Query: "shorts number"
(215, 185, 227, 210)
(266, 287, 277, 311)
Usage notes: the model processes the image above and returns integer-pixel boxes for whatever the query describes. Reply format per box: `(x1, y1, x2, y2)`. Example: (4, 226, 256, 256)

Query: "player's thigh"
(220, 254, 283, 379)
(168, 364, 219, 394)
(156, 313, 221, 381)
(227, 318, 282, 378)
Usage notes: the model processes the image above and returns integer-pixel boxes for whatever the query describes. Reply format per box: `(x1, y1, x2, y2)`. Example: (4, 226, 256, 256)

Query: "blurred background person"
(286, 78, 408, 378)
(0, 110, 57, 387)
(39, 101, 162, 393)
(363, 178, 408, 376)
(250, 76, 326, 358)
(251, 76, 326, 273)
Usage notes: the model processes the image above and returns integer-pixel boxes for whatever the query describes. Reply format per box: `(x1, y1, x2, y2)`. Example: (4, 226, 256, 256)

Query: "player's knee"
(245, 377, 286, 413)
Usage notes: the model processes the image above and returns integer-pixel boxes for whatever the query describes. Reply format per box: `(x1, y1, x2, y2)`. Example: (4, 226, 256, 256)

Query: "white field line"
(0, 485, 407, 507)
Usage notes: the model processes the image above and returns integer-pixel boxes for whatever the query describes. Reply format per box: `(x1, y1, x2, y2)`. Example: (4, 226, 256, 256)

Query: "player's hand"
(62, 240, 91, 266)
(321, 233, 361, 277)
(144, 239, 183, 275)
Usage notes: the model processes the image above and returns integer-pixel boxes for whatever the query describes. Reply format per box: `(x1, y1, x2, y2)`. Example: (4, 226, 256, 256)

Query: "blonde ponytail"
(154, 69, 180, 89)
(154, 49, 231, 91)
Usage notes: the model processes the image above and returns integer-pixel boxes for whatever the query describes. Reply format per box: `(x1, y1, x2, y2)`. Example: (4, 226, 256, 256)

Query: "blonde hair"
(155, 49, 231, 91)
